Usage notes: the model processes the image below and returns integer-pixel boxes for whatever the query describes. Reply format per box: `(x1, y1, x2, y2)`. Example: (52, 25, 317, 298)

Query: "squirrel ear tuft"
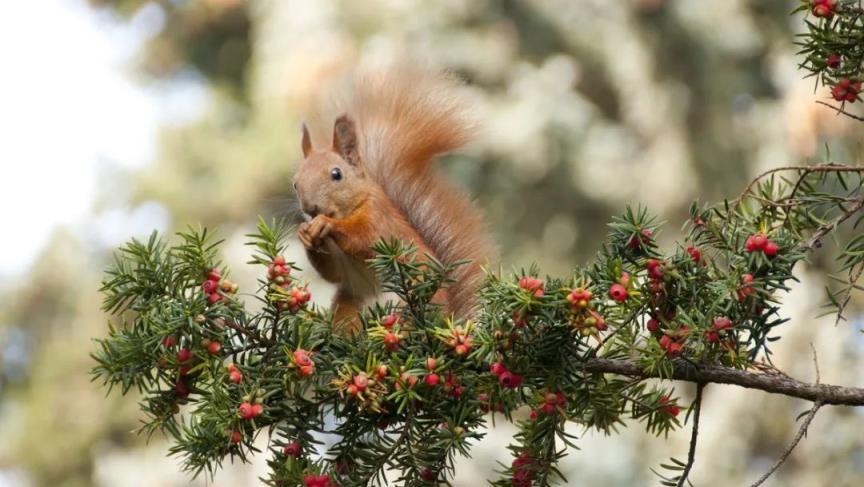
(332, 114, 360, 166)
(301, 123, 312, 158)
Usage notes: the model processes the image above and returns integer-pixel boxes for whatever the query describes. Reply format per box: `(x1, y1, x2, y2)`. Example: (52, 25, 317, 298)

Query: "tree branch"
(582, 358, 864, 406)
(676, 383, 704, 487)
(748, 402, 823, 487)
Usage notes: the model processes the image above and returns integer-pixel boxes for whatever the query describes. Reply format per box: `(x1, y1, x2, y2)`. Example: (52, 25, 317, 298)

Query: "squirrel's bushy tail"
(347, 63, 496, 317)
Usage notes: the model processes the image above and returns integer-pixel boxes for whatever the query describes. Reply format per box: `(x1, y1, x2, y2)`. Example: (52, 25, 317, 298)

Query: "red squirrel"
(292, 64, 495, 332)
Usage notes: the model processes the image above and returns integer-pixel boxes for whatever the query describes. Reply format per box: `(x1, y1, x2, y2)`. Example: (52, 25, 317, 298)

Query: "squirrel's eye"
(330, 168, 342, 181)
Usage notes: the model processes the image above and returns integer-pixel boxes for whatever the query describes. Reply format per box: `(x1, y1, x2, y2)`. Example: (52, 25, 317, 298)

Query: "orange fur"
(295, 62, 496, 324)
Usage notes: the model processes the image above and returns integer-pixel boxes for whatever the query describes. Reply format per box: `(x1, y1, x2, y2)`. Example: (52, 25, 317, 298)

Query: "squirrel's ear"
(332, 114, 360, 166)
(301, 123, 312, 158)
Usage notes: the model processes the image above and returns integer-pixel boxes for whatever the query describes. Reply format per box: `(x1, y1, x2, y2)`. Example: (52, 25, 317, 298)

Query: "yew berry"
(609, 283, 629, 302)
(380, 314, 399, 329)
(176, 348, 192, 363)
(207, 341, 222, 355)
(376, 364, 388, 380)
(646, 259, 663, 280)
(162, 336, 177, 348)
(273, 255, 286, 266)
(746, 233, 768, 252)
(230, 430, 243, 444)
(293, 349, 313, 367)
(826, 53, 841, 69)
(207, 292, 222, 304)
(687, 246, 702, 264)
(647, 318, 660, 332)
(283, 441, 302, 457)
(764, 240, 779, 258)
(490, 362, 507, 376)
(659, 394, 680, 417)
(425, 373, 440, 387)
(421, 468, 436, 482)
(628, 228, 653, 250)
(518, 276, 545, 298)
(202, 279, 218, 294)
(352, 373, 369, 392)
(713, 316, 733, 330)
(498, 371, 523, 389)
(347, 384, 359, 396)
(229, 369, 243, 384)
(832, 78, 861, 103)
(812, 0, 837, 19)
(238, 402, 255, 419)
(425, 357, 438, 371)
(299, 365, 314, 377)
(174, 379, 190, 398)
(252, 403, 264, 417)
(383, 331, 400, 351)
(206, 268, 221, 282)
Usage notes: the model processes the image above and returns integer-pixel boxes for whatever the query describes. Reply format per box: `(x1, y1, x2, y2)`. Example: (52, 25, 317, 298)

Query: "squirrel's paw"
(298, 216, 333, 249)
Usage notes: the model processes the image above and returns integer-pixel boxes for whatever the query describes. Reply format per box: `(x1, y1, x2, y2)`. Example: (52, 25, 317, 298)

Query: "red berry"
(647, 318, 660, 332)
(518, 276, 545, 298)
(206, 267, 221, 282)
(812, 0, 836, 19)
(162, 336, 177, 348)
(764, 240, 779, 257)
(207, 341, 222, 355)
(176, 348, 192, 363)
(202, 279, 218, 294)
(376, 364, 388, 380)
(229, 370, 243, 384)
(347, 384, 359, 396)
(687, 246, 702, 264)
(706, 331, 720, 343)
(646, 259, 663, 280)
(380, 314, 399, 329)
(283, 441, 302, 457)
(425, 373, 440, 387)
(498, 371, 523, 389)
(628, 228, 653, 250)
(238, 402, 255, 419)
(230, 430, 242, 444)
(454, 344, 470, 356)
(826, 53, 841, 69)
(659, 394, 680, 416)
(490, 362, 507, 376)
(174, 379, 190, 398)
(299, 365, 314, 376)
(352, 373, 369, 391)
(748, 233, 768, 252)
(425, 357, 438, 371)
(273, 255, 286, 266)
(207, 292, 222, 304)
(383, 331, 400, 351)
(421, 468, 436, 482)
(252, 403, 264, 417)
(713, 316, 733, 330)
(609, 283, 629, 302)
(293, 349, 313, 367)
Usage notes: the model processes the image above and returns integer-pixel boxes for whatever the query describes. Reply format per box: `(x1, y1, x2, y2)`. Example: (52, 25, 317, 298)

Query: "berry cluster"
(658, 326, 688, 357)
(490, 361, 523, 389)
(226, 363, 243, 383)
(705, 316, 734, 343)
(511, 452, 537, 487)
(518, 276, 545, 298)
(658, 395, 680, 417)
(566, 287, 607, 336)
(238, 400, 264, 420)
(291, 349, 315, 377)
(201, 267, 238, 305)
(266, 255, 312, 312)
(831, 78, 861, 104)
(534, 391, 567, 416)
(745, 232, 780, 257)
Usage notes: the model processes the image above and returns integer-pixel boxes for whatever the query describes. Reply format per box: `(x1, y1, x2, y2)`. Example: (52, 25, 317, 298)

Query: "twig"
(581, 358, 864, 406)
(733, 164, 864, 206)
(815, 100, 864, 122)
(810, 343, 821, 384)
(803, 195, 864, 250)
(748, 402, 823, 487)
(676, 383, 704, 487)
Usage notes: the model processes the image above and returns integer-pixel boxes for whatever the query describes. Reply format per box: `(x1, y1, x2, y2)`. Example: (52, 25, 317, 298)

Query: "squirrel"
(292, 63, 496, 333)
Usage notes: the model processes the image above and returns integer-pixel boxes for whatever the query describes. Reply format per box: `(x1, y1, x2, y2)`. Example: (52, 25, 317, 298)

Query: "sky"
(0, 0, 183, 277)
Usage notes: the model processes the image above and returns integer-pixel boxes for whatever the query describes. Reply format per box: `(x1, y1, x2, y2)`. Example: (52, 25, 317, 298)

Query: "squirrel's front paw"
(298, 216, 333, 249)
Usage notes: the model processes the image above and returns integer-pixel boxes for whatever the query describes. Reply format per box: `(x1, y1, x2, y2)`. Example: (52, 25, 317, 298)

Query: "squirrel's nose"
(303, 204, 319, 217)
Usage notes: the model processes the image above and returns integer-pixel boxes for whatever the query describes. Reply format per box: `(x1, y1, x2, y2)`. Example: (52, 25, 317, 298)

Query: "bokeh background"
(0, 0, 862, 486)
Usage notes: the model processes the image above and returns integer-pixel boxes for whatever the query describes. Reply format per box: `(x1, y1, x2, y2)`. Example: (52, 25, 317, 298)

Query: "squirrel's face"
(293, 115, 369, 220)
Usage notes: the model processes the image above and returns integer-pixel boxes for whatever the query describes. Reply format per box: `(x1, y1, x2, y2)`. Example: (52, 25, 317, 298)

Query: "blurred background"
(0, 0, 862, 486)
